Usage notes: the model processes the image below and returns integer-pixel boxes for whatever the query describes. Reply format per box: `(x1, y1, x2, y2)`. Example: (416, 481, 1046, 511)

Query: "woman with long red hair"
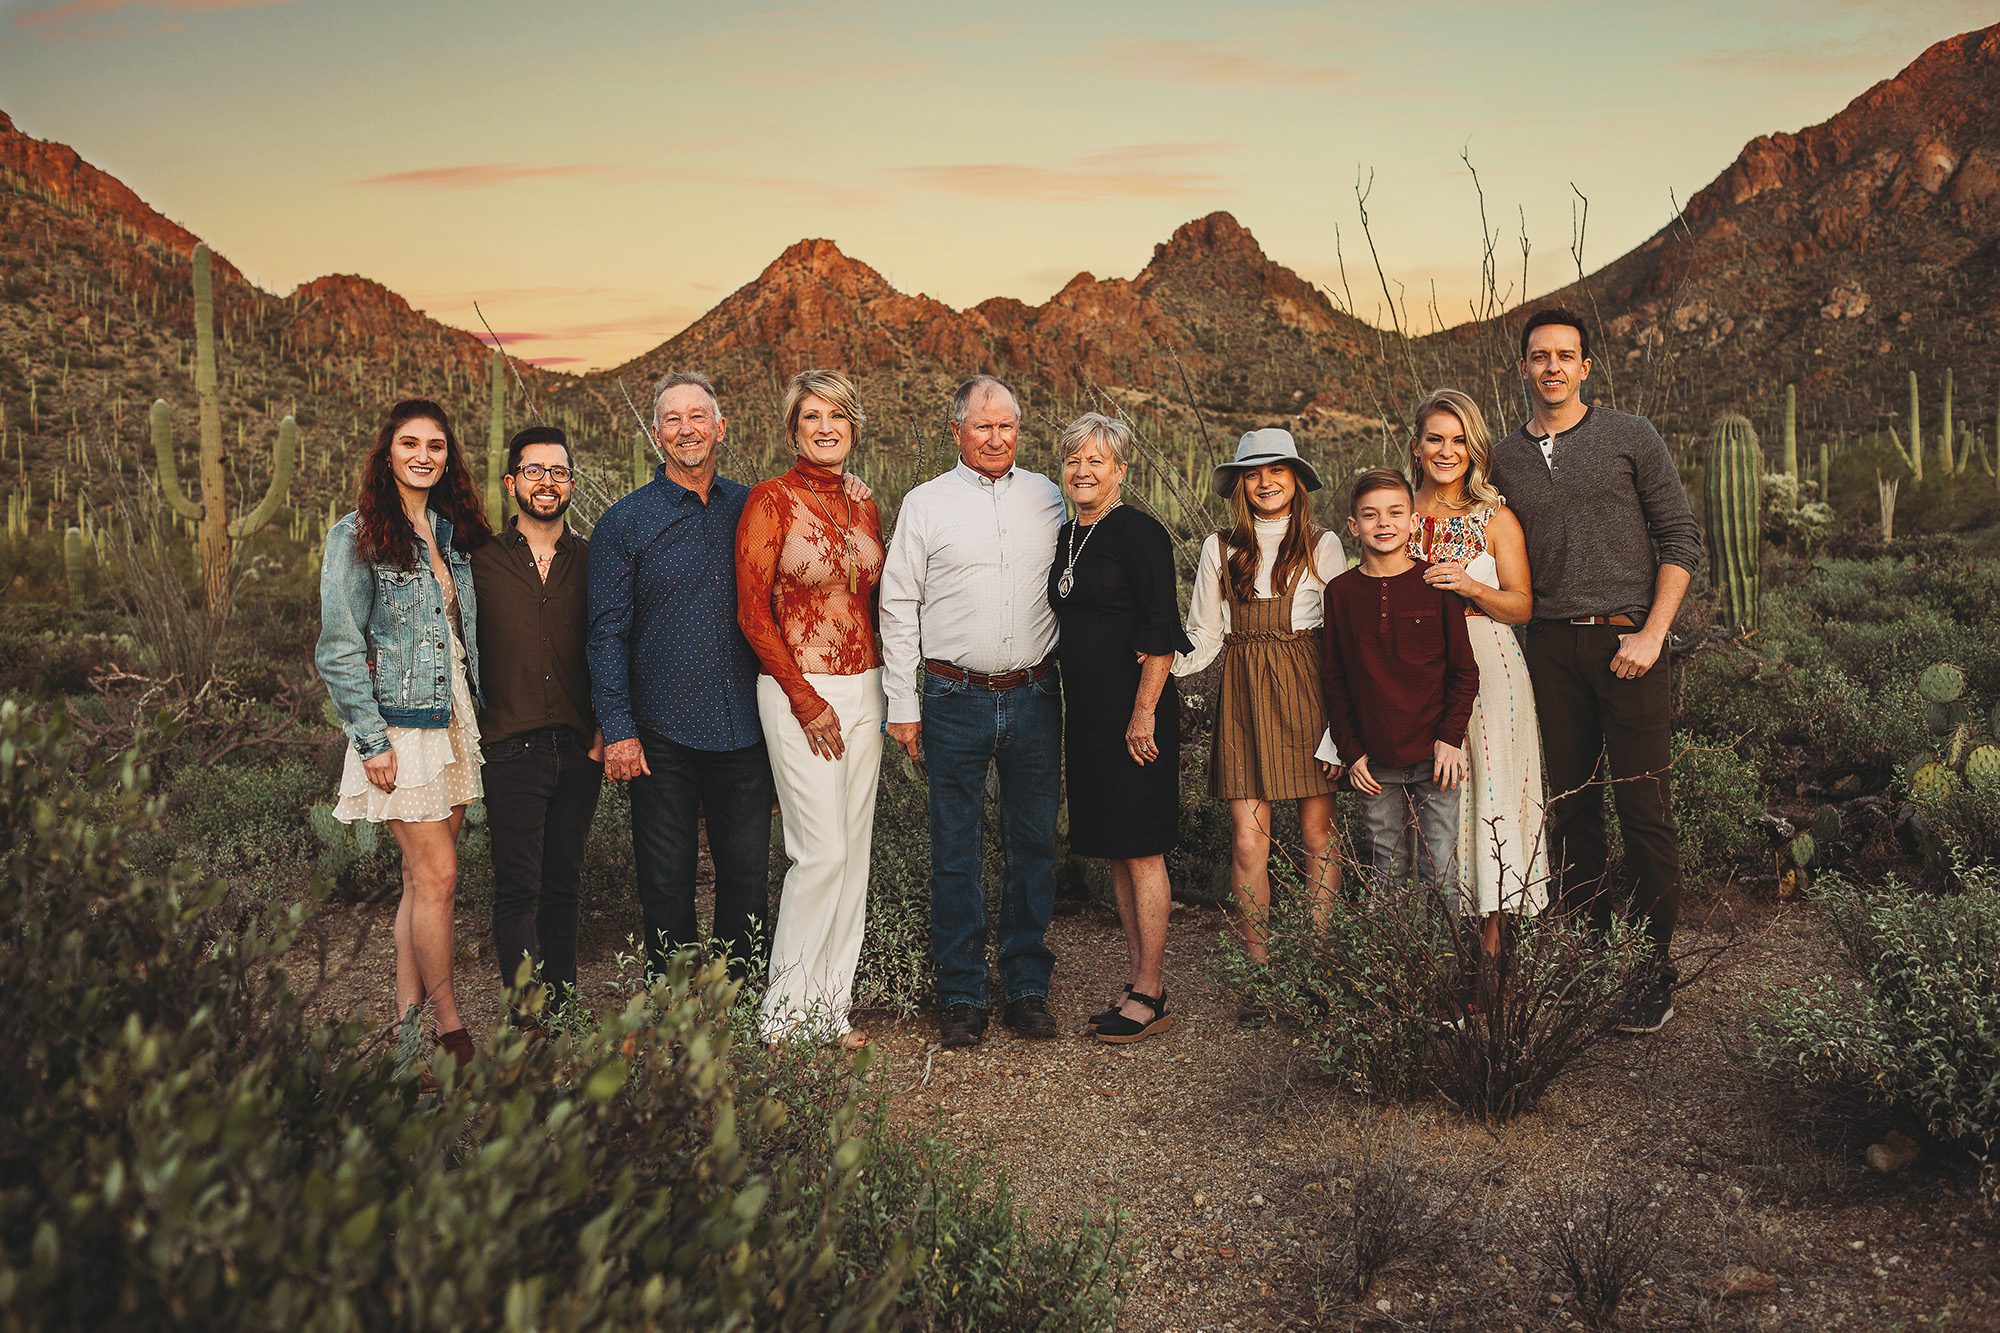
(316, 398, 492, 1079)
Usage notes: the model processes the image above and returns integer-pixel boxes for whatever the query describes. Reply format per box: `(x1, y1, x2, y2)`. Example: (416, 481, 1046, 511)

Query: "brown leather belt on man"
(1568, 614, 1636, 626)
(923, 657, 1056, 690)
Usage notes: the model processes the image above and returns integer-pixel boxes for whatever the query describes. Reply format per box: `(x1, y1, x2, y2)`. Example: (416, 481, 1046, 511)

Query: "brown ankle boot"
(437, 1028, 475, 1067)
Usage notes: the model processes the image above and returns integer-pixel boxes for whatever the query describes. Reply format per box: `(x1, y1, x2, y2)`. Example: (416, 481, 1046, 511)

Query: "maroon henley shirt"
(1319, 562, 1480, 770)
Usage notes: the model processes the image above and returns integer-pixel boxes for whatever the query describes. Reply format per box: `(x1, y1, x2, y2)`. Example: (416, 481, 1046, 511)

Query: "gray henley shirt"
(1490, 405, 1703, 624)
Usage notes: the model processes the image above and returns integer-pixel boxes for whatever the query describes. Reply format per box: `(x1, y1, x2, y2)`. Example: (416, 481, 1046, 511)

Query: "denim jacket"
(316, 510, 484, 759)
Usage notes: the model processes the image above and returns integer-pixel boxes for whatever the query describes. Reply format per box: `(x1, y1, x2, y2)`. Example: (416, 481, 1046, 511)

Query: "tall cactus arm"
(1886, 423, 1919, 476)
(230, 415, 297, 538)
(150, 399, 203, 521)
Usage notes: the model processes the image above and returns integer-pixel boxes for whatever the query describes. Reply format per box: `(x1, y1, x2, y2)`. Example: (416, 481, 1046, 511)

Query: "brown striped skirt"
(1210, 596, 1336, 802)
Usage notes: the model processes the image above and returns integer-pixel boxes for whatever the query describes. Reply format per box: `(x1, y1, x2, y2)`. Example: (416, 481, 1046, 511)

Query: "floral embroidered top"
(735, 460, 887, 724)
(1408, 505, 1496, 567)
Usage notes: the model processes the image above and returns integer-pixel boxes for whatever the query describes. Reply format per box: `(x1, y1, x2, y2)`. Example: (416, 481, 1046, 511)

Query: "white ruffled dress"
(333, 582, 484, 825)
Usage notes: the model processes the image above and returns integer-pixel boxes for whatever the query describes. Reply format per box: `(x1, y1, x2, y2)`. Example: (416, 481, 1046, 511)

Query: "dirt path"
(300, 895, 2000, 1331)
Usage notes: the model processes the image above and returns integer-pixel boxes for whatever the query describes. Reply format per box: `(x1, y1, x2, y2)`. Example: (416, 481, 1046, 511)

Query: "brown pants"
(1524, 622, 1681, 961)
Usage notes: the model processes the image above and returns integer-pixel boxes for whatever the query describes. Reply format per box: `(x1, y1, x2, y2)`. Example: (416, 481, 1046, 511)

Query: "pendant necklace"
(791, 473, 862, 594)
(1058, 500, 1121, 599)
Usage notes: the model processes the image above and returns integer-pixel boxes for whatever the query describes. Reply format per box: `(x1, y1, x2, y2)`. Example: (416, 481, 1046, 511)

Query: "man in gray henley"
(1489, 306, 1703, 1036)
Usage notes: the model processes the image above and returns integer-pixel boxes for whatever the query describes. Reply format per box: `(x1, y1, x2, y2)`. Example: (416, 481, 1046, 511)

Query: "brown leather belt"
(924, 657, 1055, 690)
(1570, 614, 1636, 627)
(1464, 606, 1487, 619)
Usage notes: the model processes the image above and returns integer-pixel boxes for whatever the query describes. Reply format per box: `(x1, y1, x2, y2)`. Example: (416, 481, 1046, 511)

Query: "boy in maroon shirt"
(1320, 468, 1480, 889)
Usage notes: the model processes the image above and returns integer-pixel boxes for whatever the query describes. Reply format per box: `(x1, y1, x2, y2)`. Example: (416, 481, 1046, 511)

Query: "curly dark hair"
(353, 398, 490, 569)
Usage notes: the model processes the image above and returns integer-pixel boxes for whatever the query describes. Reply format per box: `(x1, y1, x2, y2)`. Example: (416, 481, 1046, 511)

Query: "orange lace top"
(735, 461, 886, 724)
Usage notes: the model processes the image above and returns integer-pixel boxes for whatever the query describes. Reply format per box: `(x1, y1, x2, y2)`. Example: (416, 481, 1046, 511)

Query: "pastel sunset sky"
(1, 0, 1989, 369)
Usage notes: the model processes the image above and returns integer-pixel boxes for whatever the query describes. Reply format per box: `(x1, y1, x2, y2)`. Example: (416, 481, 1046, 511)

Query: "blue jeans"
(922, 669, 1062, 1008)
(628, 729, 775, 979)
(1356, 760, 1462, 890)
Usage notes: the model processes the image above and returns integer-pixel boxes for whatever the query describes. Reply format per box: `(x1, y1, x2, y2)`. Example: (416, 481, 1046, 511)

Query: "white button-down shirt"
(879, 459, 1065, 724)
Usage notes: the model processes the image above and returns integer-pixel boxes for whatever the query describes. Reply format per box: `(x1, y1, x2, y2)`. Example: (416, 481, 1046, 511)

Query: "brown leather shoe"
(437, 1027, 476, 1067)
(939, 1003, 988, 1049)
(1003, 995, 1059, 1040)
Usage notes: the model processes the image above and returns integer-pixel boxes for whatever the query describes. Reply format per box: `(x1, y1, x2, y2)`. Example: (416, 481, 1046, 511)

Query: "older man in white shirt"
(880, 374, 1066, 1048)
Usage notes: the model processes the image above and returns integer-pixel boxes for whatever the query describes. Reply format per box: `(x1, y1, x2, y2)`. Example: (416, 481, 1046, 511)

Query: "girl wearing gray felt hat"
(1211, 427, 1323, 498)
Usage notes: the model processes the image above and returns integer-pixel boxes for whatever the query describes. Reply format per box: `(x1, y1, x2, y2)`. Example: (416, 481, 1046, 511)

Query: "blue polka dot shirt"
(587, 469, 761, 752)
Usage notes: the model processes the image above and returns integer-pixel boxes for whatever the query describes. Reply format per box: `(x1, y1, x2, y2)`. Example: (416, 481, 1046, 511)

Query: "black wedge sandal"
(1086, 984, 1134, 1035)
(1094, 989, 1175, 1044)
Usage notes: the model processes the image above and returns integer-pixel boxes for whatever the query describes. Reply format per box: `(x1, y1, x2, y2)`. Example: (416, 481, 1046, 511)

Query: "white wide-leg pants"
(757, 668, 885, 1040)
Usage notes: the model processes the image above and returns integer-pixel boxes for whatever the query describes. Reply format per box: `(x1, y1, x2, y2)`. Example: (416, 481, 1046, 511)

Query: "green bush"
(1751, 868, 2000, 1180)
(1226, 867, 1655, 1119)
(0, 698, 1128, 1329)
(1669, 735, 1765, 880)
(855, 750, 935, 1018)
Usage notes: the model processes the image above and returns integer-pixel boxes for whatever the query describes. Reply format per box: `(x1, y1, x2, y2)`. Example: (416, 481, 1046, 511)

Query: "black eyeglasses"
(513, 463, 574, 482)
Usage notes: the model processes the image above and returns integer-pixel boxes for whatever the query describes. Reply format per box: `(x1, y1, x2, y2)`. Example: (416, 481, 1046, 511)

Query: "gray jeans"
(1356, 760, 1462, 890)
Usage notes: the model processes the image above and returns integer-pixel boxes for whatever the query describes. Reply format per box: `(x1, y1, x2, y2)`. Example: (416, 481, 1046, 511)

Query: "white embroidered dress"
(1411, 508, 1549, 916)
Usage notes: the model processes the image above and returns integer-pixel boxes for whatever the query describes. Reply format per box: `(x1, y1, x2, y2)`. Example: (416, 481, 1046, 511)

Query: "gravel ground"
(303, 890, 2000, 1331)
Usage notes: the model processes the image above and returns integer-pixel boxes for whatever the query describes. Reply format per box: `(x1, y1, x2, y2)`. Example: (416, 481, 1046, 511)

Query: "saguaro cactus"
(152, 244, 295, 613)
(1781, 383, 1798, 502)
(1906, 370, 1924, 484)
(633, 431, 655, 491)
(1940, 368, 1955, 474)
(484, 348, 507, 523)
(63, 525, 86, 604)
(1706, 414, 1762, 632)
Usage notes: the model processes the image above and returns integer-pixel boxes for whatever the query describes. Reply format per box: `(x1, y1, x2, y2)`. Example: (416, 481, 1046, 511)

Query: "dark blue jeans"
(922, 669, 1062, 1009)
(628, 729, 775, 979)
(482, 725, 603, 1008)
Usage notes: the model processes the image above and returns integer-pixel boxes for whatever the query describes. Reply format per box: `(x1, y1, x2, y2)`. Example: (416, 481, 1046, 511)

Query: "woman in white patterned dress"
(1407, 389, 1549, 963)
(317, 398, 492, 1074)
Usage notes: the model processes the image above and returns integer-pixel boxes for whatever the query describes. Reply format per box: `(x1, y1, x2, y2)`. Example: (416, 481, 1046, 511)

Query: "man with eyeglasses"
(472, 424, 603, 1026)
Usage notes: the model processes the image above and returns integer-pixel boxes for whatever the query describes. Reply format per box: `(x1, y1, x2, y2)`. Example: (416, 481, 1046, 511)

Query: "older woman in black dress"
(1049, 412, 1193, 1044)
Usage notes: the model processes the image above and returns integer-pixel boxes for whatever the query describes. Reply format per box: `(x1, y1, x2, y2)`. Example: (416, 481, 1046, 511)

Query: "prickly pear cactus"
(1918, 663, 1966, 705)
(1810, 805, 1842, 846)
(1789, 832, 1816, 868)
(1967, 744, 2000, 801)
(1928, 701, 1970, 735)
(1909, 761, 1961, 804)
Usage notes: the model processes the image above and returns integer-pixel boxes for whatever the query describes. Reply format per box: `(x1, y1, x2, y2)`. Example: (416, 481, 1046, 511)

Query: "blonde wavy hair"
(1408, 388, 1501, 511)
(783, 368, 866, 449)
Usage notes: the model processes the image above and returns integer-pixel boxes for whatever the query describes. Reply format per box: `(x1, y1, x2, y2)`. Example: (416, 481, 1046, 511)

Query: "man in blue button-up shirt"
(589, 372, 773, 979)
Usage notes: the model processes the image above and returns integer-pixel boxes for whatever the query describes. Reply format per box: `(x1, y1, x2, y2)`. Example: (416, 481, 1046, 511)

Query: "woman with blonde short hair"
(1049, 412, 1193, 1044)
(736, 368, 886, 1049)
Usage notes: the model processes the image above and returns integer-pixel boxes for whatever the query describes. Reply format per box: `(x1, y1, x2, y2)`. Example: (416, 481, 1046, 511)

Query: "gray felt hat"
(1211, 427, 1323, 498)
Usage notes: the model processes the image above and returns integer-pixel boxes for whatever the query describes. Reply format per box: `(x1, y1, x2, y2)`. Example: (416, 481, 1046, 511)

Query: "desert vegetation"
(8, 37, 2000, 1322)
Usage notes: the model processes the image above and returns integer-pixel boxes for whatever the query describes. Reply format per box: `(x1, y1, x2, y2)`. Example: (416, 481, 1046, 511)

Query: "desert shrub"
(0, 697, 1127, 1329)
(1670, 551, 2000, 819)
(1225, 864, 1656, 1118)
(1669, 735, 1764, 880)
(1538, 1177, 1667, 1329)
(162, 755, 327, 890)
(839, 1128, 1130, 1330)
(1750, 867, 2000, 1180)
(1310, 1131, 1457, 1304)
(855, 749, 935, 1017)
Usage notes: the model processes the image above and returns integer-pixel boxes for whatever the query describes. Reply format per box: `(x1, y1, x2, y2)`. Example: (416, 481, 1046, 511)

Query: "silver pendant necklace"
(1057, 501, 1120, 599)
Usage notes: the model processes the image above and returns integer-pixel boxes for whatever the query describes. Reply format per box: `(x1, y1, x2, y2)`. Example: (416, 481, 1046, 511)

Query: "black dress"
(1049, 506, 1194, 859)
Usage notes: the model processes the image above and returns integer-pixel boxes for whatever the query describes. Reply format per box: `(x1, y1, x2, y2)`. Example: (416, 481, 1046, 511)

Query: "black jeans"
(1523, 622, 1682, 965)
(482, 725, 604, 1009)
(628, 729, 775, 979)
